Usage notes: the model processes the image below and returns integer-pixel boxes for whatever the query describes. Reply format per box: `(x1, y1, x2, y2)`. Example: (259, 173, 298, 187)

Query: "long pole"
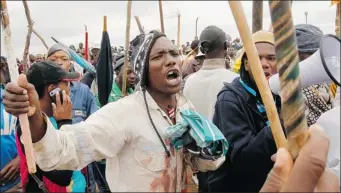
(336, 2, 340, 38)
(195, 17, 199, 40)
(269, 0, 309, 159)
(122, 0, 132, 96)
(1, 0, 36, 174)
(305, 12, 308, 24)
(177, 13, 181, 48)
(268, 0, 293, 31)
(252, 0, 263, 33)
(32, 28, 48, 50)
(22, 0, 33, 72)
(134, 16, 145, 34)
(228, 1, 287, 150)
(85, 24, 89, 61)
(158, 0, 165, 33)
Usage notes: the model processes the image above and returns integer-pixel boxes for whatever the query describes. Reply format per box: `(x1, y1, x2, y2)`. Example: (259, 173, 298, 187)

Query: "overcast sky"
(1, 1, 338, 58)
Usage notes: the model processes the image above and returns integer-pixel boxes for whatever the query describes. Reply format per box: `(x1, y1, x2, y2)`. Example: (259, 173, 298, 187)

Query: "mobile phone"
(49, 87, 63, 104)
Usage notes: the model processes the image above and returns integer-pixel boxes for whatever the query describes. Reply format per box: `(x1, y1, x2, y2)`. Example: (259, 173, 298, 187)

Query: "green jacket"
(96, 81, 134, 107)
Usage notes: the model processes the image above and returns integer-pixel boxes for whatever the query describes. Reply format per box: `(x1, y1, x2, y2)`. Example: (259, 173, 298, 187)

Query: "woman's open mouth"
(166, 69, 181, 86)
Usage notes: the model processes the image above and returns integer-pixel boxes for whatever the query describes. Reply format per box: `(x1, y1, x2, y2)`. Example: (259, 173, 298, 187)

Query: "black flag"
(97, 16, 113, 107)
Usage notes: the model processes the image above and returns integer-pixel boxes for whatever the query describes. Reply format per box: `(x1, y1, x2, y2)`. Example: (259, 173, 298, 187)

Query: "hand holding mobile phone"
(49, 88, 63, 105)
(50, 88, 72, 121)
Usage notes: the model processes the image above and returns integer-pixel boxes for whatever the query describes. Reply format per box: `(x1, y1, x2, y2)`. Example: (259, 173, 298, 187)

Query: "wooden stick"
(268, 1, 293, 32)
(177, 13, 181, 48)
(269, 0, 309, 159)
(22, 0, 33, 73)
(252, 0, 263, 33)
(228, 1, 287, 149)
(134, 16, 145, 34)
(122, 1, 132, 96)
(1, 0, 36, 174)
(32, 28, 48, 50)
(103, 16, 107, 32)
(85, 24, 89, 61)
(158, 0, 165, 33)
(336, 2, 340, 38)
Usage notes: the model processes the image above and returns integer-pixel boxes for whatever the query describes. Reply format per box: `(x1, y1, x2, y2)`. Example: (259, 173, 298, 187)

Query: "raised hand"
(3, 74, 40, 116)
(3, 74, 45, 142)
(261, 125, 339, 192)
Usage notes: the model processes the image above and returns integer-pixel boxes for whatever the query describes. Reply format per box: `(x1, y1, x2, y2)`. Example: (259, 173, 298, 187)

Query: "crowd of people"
(0, 22, 340, 193)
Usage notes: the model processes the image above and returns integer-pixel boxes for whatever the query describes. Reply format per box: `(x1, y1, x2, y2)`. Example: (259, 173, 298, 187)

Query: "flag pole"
(269, 0, 309, 159)
(1, 0, 37, 174)
(85, 24, 89, 61)
(122, 0, 132, 96)
(228, 1, 287, 150)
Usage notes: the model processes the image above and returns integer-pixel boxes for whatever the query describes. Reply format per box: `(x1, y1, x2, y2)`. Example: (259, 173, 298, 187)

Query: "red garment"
(18, 64, 24, 74)
(15, 134, 67, 192)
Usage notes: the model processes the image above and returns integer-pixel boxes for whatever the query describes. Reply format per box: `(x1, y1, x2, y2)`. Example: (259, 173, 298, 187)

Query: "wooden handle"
(158, 0, 164, 33)
(269, 0, 308, 159)
(122, 0, 132, 96)
(19, 114, 37, 173)
(228, 1, 287, 149)
(103, 16, 107, 32)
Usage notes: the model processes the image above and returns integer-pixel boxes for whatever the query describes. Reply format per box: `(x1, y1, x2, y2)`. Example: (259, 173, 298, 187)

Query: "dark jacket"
(203, 77, 281, 192)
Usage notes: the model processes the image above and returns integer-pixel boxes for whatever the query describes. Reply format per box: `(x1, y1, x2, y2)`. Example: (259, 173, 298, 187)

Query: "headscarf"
(295, 24, 323, 54)
(129, 30, 165, 89)
(47, 43, 71, 58)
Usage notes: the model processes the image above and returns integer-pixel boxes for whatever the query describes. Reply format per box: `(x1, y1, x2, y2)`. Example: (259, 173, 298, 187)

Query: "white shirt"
(316, 106, 340, 180)
(31, 91, 224, 192)
(183, 59, 239, 120)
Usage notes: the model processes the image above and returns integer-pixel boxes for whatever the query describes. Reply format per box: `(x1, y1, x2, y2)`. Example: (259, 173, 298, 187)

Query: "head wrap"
(47, 43, 71, 58)
(129, 30, 165, 88)
(295, 24, 323, 54)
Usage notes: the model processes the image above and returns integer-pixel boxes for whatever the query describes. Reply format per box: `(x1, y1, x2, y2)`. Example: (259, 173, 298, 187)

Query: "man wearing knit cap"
(294, 24, 334, 126)
(46, 43, 98, 191)
(208, 31, 281, 192)
(183, 25, 238, 120)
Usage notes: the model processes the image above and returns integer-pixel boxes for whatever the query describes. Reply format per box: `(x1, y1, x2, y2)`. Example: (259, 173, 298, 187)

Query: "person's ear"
(47, 84, 57, 93)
